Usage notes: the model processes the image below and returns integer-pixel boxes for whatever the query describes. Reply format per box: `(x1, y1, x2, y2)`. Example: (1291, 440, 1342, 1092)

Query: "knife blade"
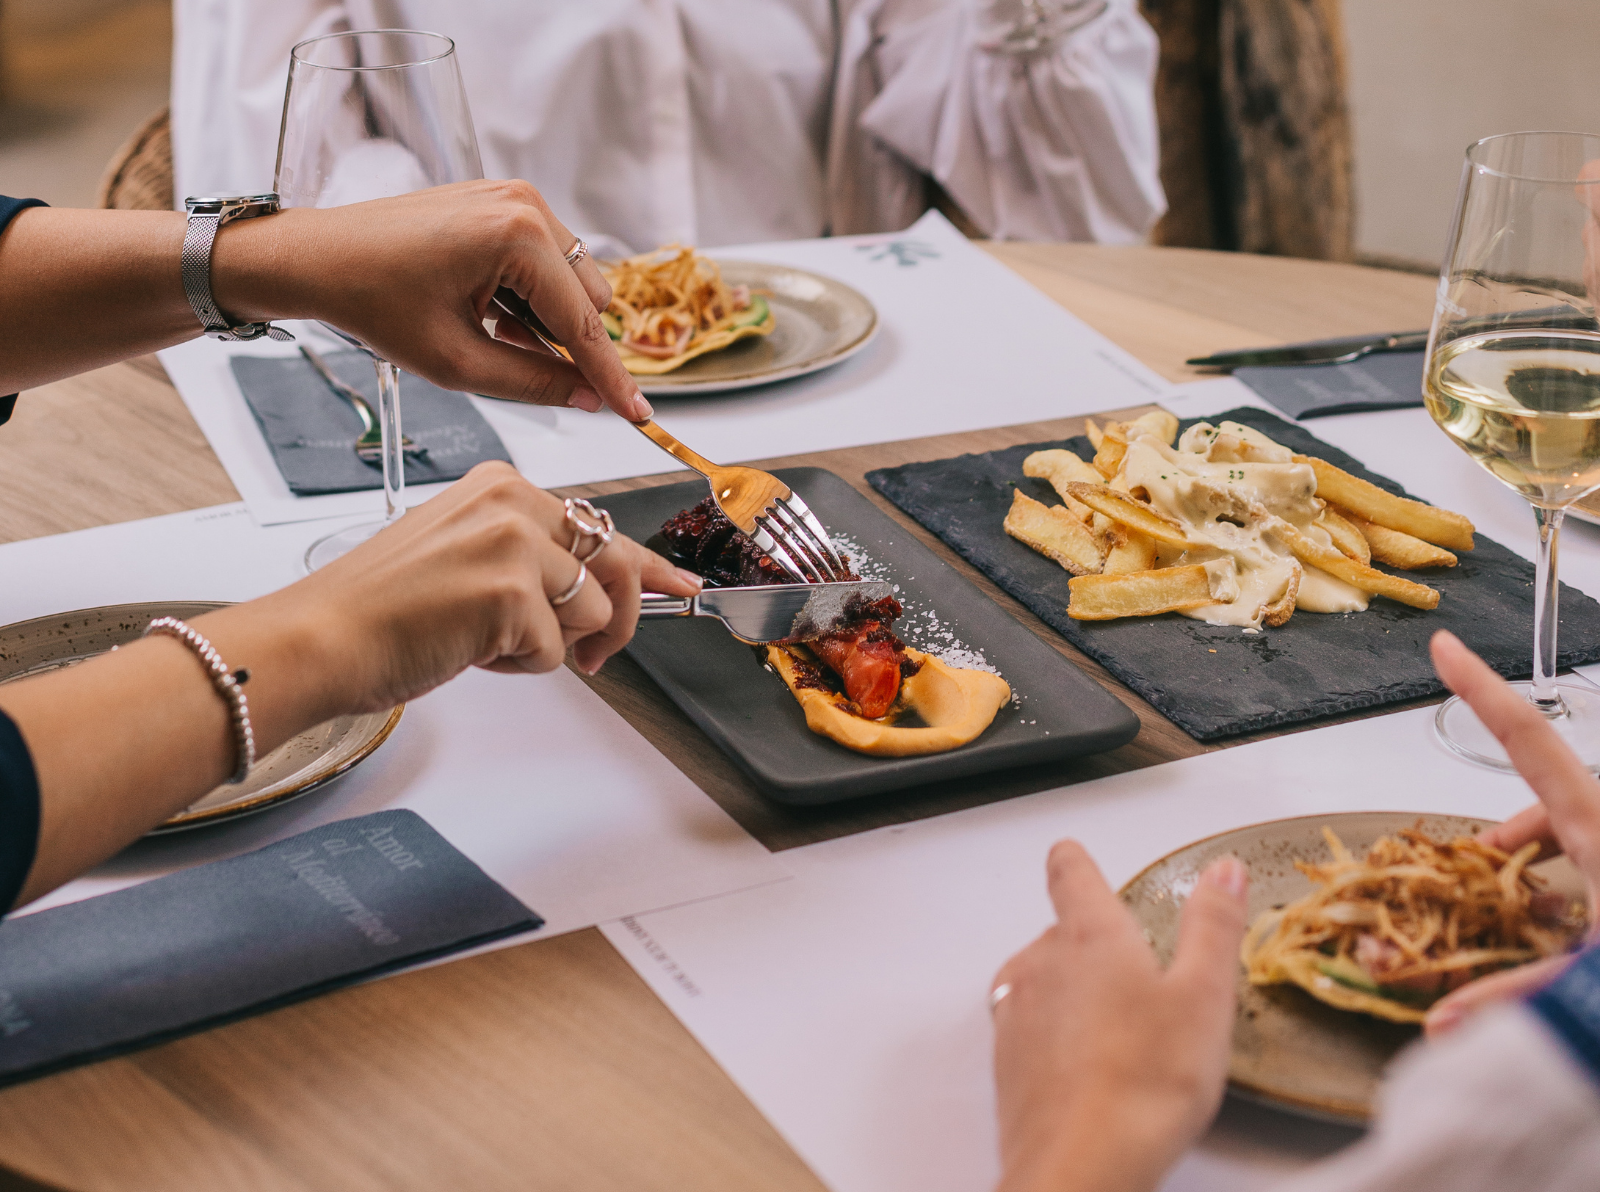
(1186, 330, 1430, 371)
(638, 581, 896, 644)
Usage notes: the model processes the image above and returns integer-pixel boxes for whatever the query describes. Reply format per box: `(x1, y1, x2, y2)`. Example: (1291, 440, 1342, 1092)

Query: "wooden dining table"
(0, 244, 1438, 1192)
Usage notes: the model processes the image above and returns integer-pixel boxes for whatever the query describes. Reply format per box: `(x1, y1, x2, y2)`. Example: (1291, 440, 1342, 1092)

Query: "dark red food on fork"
(660, 497, 911, 718)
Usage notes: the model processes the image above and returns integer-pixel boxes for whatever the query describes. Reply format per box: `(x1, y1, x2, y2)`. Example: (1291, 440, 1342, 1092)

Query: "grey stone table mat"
(866, 406, 1600, 741)
(231, 350, 513, 495)
(0, 810, 540, 1087)
(1235, 349, 1424, 420)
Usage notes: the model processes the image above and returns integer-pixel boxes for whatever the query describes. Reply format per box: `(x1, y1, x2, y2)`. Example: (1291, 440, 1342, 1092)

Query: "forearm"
(0, 208, 198, 393)
(0, 593, 348, 906)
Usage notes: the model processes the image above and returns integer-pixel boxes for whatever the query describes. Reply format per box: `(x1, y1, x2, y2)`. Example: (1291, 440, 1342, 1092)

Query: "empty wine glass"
(1425, 131, 1600, 771)
(275, 29, 483, 571)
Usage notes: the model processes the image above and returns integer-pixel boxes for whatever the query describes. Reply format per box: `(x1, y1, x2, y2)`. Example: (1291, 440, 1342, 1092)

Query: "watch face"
(185, 194, 280, 216)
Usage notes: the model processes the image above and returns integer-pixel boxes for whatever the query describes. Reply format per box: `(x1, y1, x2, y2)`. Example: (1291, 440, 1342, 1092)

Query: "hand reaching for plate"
(988, 842, 1248, 1192)
(1423, 630, 1600, 1037)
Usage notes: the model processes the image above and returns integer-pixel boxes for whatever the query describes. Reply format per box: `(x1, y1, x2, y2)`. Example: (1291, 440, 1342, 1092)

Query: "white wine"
(1425, 329, 1600, 507)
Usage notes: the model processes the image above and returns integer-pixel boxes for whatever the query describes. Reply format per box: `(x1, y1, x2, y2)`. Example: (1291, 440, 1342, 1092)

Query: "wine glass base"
(1434, 681, 1600, 773)
(304, 520, 386, 572)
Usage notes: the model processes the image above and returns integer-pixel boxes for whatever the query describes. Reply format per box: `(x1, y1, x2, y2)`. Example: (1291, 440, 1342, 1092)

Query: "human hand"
(240, 462, 698, 716)
(212, 180, 652, 422)
(1422, 630, 1600, 1037)
(990, 841, 1248, 1192)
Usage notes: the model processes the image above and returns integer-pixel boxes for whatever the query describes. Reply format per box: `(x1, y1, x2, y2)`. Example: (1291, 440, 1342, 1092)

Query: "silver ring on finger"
(564, 238, 589, 267)
(988, 983, 1012, 1015)
(551, 562, 588, 608)
(564, 497, 615, 563)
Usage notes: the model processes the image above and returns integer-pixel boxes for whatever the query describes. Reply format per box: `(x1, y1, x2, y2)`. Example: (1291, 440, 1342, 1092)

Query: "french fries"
(1004, 412, 1465, 629)
(1102, 527, 1158, 574)
(1265, 517, 1441, 609)
(1065, 482, 1194, 549)
(1004, 490, 1105, 576)
(1346, 514, 1457, 570)
(1023, 449, 1104, 520)
(1317, 506, 1371, 565)
(1294, 455, 1475, 551)
(1068, 565, 1217, 621)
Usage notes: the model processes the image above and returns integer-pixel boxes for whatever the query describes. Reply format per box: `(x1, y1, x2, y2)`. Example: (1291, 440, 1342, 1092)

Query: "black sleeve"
(0, 195, 49, 426)
(0, 707, 41, 914)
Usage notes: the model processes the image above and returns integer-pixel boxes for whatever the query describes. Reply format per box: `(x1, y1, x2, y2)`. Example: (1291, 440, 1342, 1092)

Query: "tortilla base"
(1250, 950, 1427, 1024)
(620, 314, 776, 375)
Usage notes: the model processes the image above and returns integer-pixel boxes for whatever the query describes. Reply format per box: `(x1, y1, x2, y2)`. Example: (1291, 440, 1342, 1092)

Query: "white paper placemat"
(159, 211, 1174, 525)
(0, 506, 784, 937)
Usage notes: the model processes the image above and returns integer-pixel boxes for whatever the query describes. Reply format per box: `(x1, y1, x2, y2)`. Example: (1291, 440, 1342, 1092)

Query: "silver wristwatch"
(182, 194, 295, 343)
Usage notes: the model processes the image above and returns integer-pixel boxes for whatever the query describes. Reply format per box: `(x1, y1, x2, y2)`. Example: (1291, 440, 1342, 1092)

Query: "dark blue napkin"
(1234, 349, 1425, 419)
(0, 810, 540, 1087)
(231, 350, 513, 495)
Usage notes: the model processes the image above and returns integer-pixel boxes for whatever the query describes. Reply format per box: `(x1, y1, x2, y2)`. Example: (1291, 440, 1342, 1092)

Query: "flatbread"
(618, 312, 775, 375)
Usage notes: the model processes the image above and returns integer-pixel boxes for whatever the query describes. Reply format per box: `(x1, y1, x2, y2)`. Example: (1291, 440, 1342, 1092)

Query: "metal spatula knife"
(639, 581, 894, 644)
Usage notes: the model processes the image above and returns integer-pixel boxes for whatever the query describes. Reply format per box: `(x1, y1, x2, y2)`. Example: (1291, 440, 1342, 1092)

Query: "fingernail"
(632, 391, 654, 421)
(1425, 1003, 1462, 1035)
(1205, 855, 1248, 900)
(582, 660, 603, 676)
(675, 567, 704, 589)
(568, 386, 603, 413)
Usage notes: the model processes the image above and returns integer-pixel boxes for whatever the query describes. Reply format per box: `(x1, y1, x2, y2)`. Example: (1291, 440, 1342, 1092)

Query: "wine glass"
(1425, 131, 1600, 771)
(275, 29, 483, 571)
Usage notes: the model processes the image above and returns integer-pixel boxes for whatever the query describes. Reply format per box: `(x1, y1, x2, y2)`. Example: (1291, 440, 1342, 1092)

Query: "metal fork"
(298, 345, 428, 467)
(635, 420, 849, 583)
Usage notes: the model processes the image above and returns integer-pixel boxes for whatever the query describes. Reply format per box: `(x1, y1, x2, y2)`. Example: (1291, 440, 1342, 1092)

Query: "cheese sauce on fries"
(1125, 421, 1368, 628)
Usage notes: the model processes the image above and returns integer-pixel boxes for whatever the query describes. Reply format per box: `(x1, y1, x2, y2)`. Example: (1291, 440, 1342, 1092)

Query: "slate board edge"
(0, 917, 541, 1090)
(865, 406, 1600, 741)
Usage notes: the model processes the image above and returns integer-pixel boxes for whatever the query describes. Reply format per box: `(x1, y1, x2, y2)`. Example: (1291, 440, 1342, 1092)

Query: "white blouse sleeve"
(170, 0, 351, 204)
(832, 0, 1165, 243)
(1266, 1006, 1600, 1192)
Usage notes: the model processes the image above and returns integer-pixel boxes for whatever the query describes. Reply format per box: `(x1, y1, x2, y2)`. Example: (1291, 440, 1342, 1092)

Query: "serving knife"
(1186, 330, 1430, 371)
(639, 581, 895, 644)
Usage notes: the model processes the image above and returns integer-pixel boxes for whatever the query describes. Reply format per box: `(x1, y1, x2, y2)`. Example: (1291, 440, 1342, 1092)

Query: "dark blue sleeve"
(0, 707, 41, 913)
(1529, 945, 1600, 1086)
(0, 196, 48, 426)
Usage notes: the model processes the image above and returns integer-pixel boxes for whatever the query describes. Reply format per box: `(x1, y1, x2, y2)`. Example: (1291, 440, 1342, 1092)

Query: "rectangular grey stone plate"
(865, 406, 1600, 741)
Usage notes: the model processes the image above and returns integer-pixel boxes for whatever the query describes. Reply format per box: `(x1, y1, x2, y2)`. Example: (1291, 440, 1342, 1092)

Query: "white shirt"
(170, 0, 1166, 249)
(1272, 1006, 1600, 1192)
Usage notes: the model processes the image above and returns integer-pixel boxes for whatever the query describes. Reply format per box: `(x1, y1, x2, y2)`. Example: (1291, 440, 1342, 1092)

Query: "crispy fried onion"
(603, 245, 752, 358)
(1242, 825, 1586, 1018)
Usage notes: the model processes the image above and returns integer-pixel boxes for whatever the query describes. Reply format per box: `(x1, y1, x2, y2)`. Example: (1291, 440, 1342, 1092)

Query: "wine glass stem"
(375, 358, 405, 526)
(1530, 504, 1566, 714)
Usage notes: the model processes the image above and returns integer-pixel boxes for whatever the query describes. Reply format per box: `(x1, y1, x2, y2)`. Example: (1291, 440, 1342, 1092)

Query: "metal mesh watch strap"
(181, 197, 294, 343)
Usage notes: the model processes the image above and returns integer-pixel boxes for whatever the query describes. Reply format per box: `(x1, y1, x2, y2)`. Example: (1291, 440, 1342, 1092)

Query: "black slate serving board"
(865, 406, 1600, 741)
(594, 468, 1140, 804)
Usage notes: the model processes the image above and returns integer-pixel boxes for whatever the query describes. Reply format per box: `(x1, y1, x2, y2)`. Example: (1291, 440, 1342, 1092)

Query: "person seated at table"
(170, 0, 1167, 249)
(989, 629, 1600, 1192)
(0, 181, 701, 914)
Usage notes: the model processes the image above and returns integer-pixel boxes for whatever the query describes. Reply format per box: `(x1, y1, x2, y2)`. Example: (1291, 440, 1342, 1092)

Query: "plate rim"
(632, 260, 879, 395)
(1118, 808, 1502, 1123)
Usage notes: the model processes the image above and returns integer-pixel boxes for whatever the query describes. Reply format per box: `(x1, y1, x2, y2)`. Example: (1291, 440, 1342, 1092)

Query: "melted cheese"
(1124, 421, 1368, 629)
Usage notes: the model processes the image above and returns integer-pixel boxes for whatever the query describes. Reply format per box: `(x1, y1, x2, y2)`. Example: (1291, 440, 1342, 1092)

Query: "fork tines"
(754, 491, 849, 583)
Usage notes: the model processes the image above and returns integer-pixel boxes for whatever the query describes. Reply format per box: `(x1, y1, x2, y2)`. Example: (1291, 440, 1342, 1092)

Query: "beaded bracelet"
(144, 616, 255, 784)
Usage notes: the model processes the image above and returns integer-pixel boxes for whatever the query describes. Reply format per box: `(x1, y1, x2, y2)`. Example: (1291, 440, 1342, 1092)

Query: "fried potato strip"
(1345, 513, 1458, 570)
(1004, 490, 1105, 576)
(1265, 517, 1441, 609)
(1065, 482, 1195, 549)
(1295, 456, 1475, 551)
(1067, 565, 1217, 620)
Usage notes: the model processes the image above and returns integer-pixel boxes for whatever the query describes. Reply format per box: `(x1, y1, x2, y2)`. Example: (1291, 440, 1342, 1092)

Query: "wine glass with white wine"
(275, 29, 482, 571)
(1426, 130, 1600, 770)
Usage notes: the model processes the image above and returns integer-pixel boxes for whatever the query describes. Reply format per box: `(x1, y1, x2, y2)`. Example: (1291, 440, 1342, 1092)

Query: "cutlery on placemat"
(1187, 330, 1430, 371)
(298, 345, 428, 466)
(487, 289, 847, 583)
(639, 581, 894, 644)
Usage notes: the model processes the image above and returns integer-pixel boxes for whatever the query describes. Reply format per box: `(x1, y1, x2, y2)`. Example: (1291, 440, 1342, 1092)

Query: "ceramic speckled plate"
(630, 261, 878, 396)
(1120, 810, 1585, 1124)
(0, 601, 401, 834)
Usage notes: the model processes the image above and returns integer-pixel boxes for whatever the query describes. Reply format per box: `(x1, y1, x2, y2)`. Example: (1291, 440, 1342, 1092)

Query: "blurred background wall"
(0, 0, 1596, 275)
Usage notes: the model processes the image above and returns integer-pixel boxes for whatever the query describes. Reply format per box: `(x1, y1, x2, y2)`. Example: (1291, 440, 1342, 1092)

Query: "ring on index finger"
(564, 497, 615, 563)
(564, 239, 590, 267)
(989, 983, 1012, 1015)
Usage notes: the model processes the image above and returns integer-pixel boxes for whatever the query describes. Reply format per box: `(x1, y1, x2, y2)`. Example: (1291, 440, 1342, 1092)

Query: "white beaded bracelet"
(144, 616, 255, 784)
